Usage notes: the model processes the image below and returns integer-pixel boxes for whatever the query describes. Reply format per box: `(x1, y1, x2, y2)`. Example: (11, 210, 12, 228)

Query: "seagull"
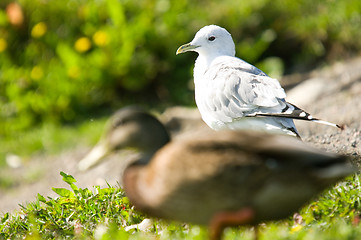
(78, 107, 354, 240)
(176, 25, 341, 138)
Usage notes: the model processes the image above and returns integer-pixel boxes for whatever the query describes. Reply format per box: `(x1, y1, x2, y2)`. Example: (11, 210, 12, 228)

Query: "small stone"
(351, 141, 357, 148)
(124, 218, 153, 232)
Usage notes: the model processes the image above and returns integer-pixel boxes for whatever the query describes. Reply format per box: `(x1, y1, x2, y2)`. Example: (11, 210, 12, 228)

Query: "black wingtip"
(336, 124, 346, 130)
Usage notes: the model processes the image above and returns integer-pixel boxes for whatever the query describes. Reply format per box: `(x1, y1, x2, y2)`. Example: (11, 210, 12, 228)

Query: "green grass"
(1, 172, 361, 239)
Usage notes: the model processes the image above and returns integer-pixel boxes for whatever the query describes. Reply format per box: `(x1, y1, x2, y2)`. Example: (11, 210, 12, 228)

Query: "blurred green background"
(1, 0, 361, 163)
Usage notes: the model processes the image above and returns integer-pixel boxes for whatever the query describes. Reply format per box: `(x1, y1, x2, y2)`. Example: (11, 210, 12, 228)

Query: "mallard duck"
(176, 25, 341, 138)
(78, 107, 354, 240)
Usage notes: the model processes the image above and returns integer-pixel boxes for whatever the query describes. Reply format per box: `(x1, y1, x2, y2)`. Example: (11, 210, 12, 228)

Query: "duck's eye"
(208, 36, 216, 41)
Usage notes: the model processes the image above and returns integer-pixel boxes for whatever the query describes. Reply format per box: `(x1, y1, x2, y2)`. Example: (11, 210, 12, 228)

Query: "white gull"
(176, 25, 341, 137)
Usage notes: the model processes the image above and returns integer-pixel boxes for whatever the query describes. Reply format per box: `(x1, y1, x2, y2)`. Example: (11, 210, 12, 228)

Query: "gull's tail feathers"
(246, 102, 344, 130)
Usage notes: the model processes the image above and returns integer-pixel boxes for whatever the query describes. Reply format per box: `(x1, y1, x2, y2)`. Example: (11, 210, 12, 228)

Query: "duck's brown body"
(123, 130, 351, 225)
(78, 108, 354, 239)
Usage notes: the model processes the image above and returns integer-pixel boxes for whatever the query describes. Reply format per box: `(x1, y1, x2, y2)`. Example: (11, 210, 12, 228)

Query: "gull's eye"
(208, 36, 216, 41)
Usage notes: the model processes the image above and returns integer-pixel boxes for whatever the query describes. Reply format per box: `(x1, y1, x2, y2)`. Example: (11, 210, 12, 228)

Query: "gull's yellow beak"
(176, 43, 199, 55)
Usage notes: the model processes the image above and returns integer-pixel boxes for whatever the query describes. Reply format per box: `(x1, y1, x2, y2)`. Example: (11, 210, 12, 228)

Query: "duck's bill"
(78, 143, 109, 171)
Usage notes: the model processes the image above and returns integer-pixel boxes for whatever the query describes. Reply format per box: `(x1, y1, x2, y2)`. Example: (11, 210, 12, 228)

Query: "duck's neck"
(135, 136, 170, 166)
(135, 151, 157, 165)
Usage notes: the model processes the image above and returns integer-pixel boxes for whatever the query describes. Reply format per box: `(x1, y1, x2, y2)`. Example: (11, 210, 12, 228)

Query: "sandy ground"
(1, 57, 360, 214)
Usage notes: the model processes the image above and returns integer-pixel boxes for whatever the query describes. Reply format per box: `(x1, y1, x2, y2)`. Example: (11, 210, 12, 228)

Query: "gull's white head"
(176, 25, 235, 57)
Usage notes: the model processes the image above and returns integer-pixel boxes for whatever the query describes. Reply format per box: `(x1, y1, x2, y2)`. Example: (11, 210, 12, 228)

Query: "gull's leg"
(209, 207, 254, 240)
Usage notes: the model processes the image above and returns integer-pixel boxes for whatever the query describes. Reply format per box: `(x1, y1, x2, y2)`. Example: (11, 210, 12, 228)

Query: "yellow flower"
(31, 22, 47, 38)
(0, 38, 7, 52)
(31, 66, 44, 80)
(93, 31, 109, 47)
(74, 37, 91, 53)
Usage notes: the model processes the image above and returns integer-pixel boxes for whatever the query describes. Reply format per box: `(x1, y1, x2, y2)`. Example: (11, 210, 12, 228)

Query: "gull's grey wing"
(198, 57, 287, 122)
